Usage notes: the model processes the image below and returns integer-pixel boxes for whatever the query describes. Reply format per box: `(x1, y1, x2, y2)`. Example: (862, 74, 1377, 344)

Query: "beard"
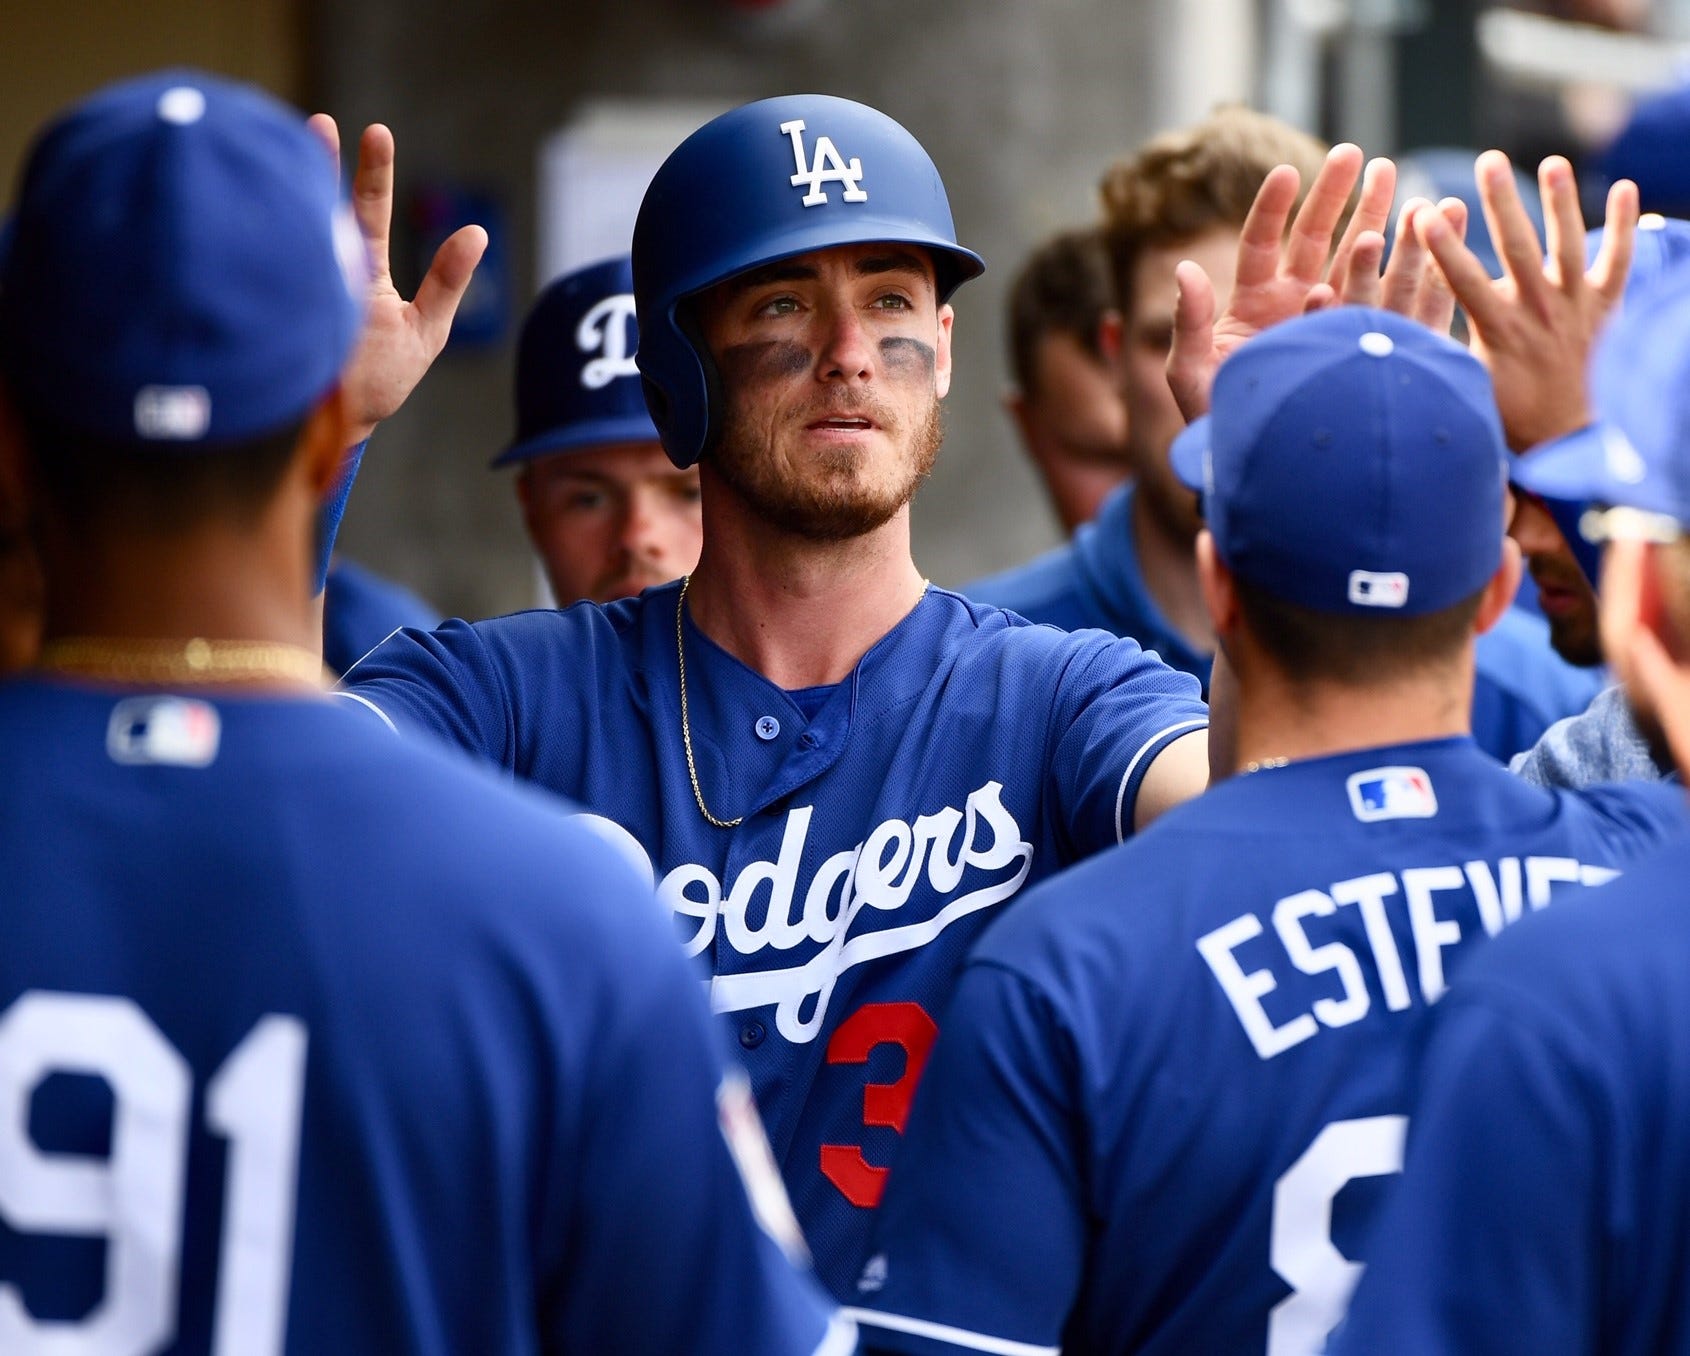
(708, 395, 944, 543)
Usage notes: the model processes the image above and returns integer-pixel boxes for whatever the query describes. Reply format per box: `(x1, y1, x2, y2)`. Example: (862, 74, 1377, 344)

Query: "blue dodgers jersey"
(339, 578, 1207, 1298)
(1334, 836, 1690, 1356)
(850, 738, 1686, 1356)
(0, 678, 844, 1356)
(321, 555, 440, 676)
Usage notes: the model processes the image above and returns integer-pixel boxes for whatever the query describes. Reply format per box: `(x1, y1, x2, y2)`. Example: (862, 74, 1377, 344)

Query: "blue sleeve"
(542, 847, 851, 1356)
(1046, 634, 1207, 854)
(334, 619, 518, 768)
(1333, 988, 1608, 1356)
(850, 962, 1084, 1356)
(313, 439, 368, 595)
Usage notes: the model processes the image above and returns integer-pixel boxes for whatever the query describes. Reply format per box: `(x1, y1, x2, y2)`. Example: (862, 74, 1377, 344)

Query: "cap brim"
(1170, 417, 1211, 492)
(1509, 424, 1610, 504)
(490, 413, 663, 469)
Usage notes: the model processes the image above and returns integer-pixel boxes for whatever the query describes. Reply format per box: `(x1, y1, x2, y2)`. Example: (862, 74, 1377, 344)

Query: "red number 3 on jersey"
(819, 1001, 938, 1207)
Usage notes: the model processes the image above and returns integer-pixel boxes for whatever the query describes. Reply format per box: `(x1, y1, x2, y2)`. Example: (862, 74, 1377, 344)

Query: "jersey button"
(755, 715, 781, 741)
(739, 1020, 767, 1049)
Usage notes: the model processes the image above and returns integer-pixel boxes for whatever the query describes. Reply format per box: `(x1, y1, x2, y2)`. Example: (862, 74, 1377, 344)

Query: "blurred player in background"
(1334, 258, 1690, 1356)
(493, 254, 702, 605)
(999, 226, 1129, 534)
(334, 93, 1213, 1299)
(851, 306, 1684, 1356)
(0, 69, 848, 1356)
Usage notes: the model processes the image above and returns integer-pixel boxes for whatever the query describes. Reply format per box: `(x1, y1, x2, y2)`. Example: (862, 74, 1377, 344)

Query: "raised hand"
(308, 115, 489, 446)
(1165, 143, 1372, 422)
(1414, 151, 1638, 451)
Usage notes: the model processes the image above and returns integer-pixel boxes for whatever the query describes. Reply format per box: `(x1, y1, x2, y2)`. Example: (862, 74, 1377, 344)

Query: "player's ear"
(1195, 529, 1239, 637)
(1598, 537, 1649, 674)
(1473, 537, 1523, 637)
(1096, 309, 1123, 372)
(934, 303, 954, 400)
(297, 388, 353, 502)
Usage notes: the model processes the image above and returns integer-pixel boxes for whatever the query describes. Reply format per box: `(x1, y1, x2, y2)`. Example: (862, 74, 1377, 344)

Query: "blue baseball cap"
(0, 69, 366, 448)
(1512, 258, 1690, 541)
(1171, 307, 1508, 615)
(490, 255, 660, 469)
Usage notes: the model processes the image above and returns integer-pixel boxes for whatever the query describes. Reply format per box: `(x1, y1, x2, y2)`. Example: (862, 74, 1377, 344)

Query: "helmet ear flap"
(673, 300, 724, 466)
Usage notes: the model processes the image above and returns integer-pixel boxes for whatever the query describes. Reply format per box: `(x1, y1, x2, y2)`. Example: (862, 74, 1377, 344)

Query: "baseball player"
(332, 93, 1217, 1298)
(493, 254, 702, 605)
(848, 307, 1686, 1356)
(999, 226, 1130, 535)
(0, 70, 848, 1355)
(969, 111, 1602, 761)
(1333, 259, 1690, 1356)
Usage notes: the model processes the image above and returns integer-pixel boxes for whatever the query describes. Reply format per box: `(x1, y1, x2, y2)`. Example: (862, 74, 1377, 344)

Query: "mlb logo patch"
(1347, 766, 1437, 822)
(1347, 569, 1409, 608)
(107, 696, 221, 768)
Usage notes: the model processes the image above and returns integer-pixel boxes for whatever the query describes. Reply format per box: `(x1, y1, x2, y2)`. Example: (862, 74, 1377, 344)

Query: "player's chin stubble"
(709, 338, 943, 543)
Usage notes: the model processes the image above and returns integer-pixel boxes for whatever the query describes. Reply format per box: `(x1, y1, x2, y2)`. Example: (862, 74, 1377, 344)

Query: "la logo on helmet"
(781, 119, 868, 207)
(575, 293, 639, 390)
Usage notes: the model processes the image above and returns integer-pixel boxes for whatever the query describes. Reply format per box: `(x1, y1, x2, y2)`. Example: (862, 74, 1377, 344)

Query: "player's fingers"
(1337, 231, 1386, 308)
(1302, 281, 1339, 314)
(1327, 157, 1397, 288)
(1589, 178, 1641, 307)
(1412, 199, 1466, 333)
(1167, 258, 1219, 421)
(1233, 165, 1303, 291)
(1380, 200, 1432, 313)
(1476, 149, 1547, 303)
(408, 224, 490, 350)
(1539, 156, 1587, 289)
(1284, 143, 1365, 283)
(1416, 204, 1504, 334)
(305, 113, 341, 179)
(352, 124, 397, 281)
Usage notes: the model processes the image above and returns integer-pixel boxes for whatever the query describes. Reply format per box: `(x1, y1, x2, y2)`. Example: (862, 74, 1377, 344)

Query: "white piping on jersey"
(813, 1312, 862, 1356)
(329, 689, 398, 735)
(1114, 718, 1208, 843)
(841, 1307, 1060, 1356)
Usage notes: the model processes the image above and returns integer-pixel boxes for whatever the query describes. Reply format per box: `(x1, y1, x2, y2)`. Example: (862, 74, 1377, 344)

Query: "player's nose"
(816, 301, 874, 383)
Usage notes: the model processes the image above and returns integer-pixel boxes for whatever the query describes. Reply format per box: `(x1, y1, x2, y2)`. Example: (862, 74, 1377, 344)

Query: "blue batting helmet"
(632, 94, 984, 469)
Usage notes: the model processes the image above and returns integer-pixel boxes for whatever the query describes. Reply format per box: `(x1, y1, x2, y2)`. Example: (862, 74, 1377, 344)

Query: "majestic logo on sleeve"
(575, 293, 640, 390)
(576, 779, 1032, 1044)
(781, 119, 869, 207)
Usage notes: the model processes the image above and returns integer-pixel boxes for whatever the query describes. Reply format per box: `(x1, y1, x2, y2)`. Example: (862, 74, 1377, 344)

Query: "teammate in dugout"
(1332, 254, 1690, 1356)
(0, 70, 848, 1355)
(492, 254, 703, 606)
(849, 305, 1687, 1356)
(331, 94, 1219, 1299)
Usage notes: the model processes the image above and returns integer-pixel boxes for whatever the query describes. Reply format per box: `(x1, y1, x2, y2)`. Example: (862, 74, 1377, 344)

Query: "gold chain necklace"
(676, 575, 743, 828)
(38, 636, 328, 688)
(1240, 757, 1289, 774)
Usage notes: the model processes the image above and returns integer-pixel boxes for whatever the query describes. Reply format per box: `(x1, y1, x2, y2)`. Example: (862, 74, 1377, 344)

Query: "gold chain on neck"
(1240, 756, 1290, 775)
(38, 636, 328, 688)
(677, 576, 744, 829)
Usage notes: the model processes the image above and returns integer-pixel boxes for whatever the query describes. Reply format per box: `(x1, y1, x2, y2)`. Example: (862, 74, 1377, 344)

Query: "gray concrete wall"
(317, 0, 1166, 620)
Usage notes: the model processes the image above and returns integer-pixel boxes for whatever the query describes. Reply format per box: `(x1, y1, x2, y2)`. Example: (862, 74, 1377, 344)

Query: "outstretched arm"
(1414, 151, 1638, 452)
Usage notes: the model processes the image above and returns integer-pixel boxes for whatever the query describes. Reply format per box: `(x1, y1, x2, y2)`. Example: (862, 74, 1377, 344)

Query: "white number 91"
(0, 992, 307, 1356)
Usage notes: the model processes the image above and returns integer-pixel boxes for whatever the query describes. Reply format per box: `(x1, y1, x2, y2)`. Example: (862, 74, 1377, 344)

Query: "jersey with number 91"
(0, 678, 846, 1356)
(850, 738, 1685, 1356)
